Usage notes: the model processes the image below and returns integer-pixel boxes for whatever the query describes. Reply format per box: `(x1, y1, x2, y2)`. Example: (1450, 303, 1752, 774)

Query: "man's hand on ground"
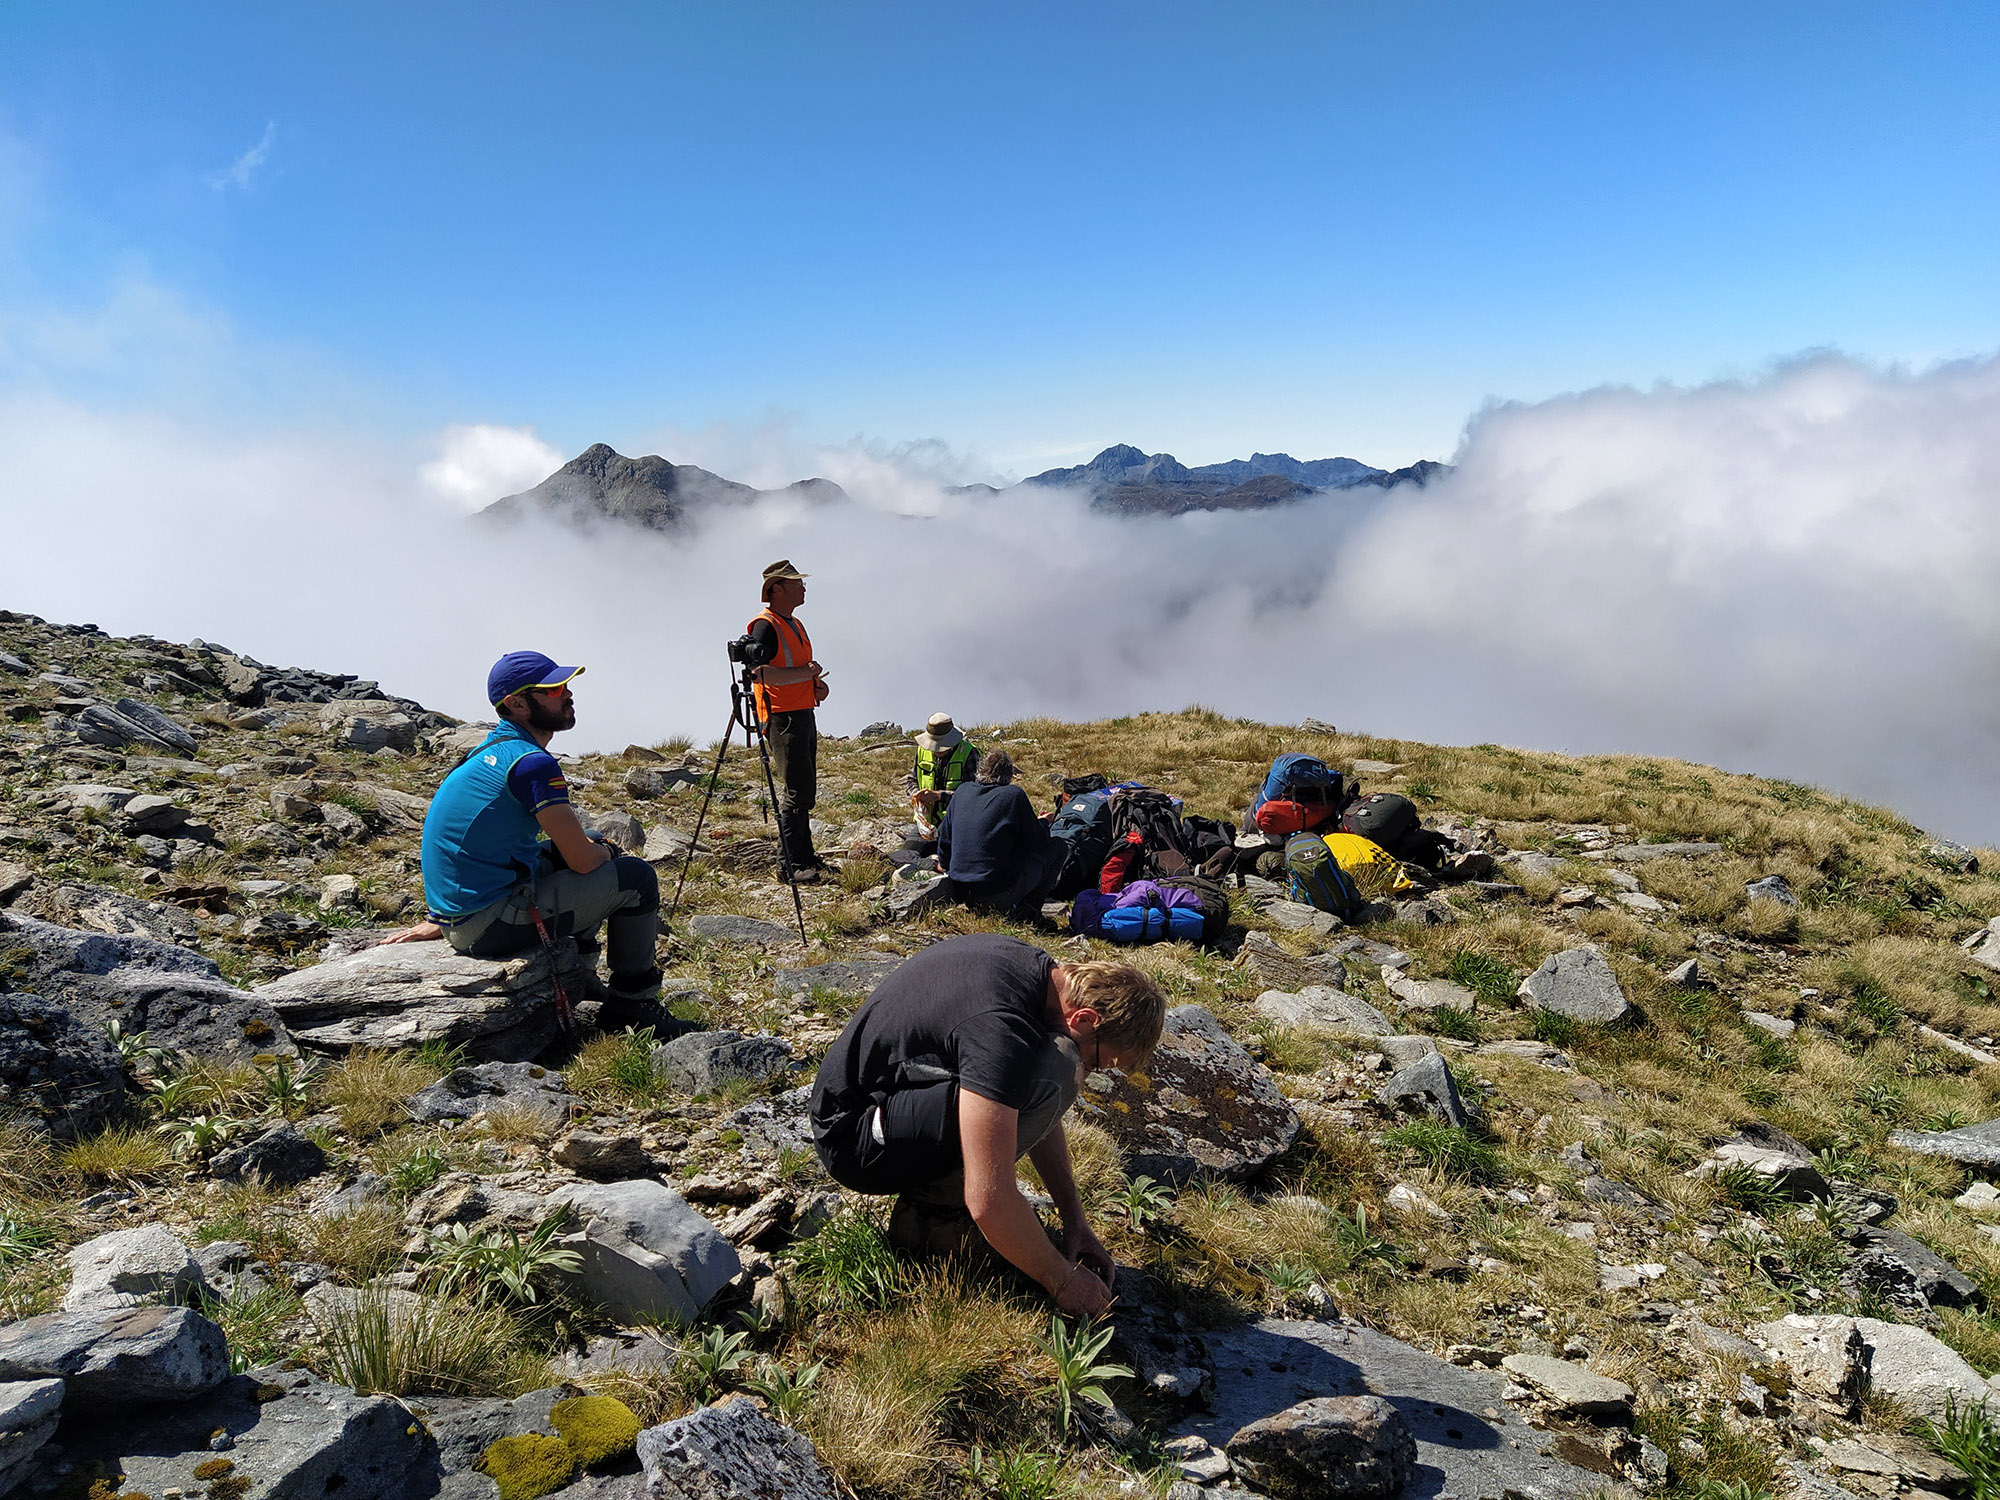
(380, 921, 442, 945)
(1053, 1260, 1115, 1318)
(1064, 1221, 1116, 1289)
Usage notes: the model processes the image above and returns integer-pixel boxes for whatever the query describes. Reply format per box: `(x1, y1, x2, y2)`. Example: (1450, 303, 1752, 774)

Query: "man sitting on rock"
(809, 932, 1163, 1317)
(385, 651, 661, 1007)
(937, 750, 1059, 920)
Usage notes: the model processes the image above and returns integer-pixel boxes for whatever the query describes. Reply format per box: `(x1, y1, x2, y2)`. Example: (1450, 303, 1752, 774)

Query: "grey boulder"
(408, 1061, 578, 1126)
(1224, 1395, 1416, 1500)
(1848, 1224, 1983, 1310)
(1747, 874, 1799, 907)
(1498, 1354, 1634, 1422)
(638, 1397, 840, 1500)
(1963, 918, 2000, 975)
(773, 956, 904, 999)
(549, 1179, 741, 1324)
(1517, 945, 1630, 1023)
(1252, 987, 1393, 1038)
(1375, 1052, 1473, 1130)
(1266, 900, 1341, 936)
(653, 1030, 792, 1094)
(0, 992, 125, 1141)
(0, 1379, 62, 1499)
(1237, 931, 1349, 993)
(1382, 972, 1478, 1013)
(0, 1305, 227, 1406)
(1080, 1005, 1300, 1184)
(256, 937, 599, 1061)
(1746, 1314, 1869, 1410)
(555, 1131, 655, 1180)
(686, 913, 798, 947)
(47, 1365, 436, 1500)
(209, 1120, 328, 1187)
(1890, 1117, 2000, 1166)
(1854, 1316, 1993, 1420)
(60, 1225, 206, 1313)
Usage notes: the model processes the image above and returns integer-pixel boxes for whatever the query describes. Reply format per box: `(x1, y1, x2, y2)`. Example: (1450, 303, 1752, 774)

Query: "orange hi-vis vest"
(748, 608, 815, 721)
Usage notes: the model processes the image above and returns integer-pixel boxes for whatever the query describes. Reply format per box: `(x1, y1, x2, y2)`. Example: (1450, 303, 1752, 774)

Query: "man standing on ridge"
(384, 651, 662, 1013)
(747, 558, 829, 883)
(809, 933, 1164, 1317)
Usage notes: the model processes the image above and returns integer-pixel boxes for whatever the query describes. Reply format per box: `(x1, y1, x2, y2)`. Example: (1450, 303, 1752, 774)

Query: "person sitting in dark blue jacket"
(937, 750, 1059, 921)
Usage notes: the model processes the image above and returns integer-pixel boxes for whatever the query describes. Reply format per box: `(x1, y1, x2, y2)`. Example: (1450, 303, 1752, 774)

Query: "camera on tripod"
(726, 633, 773, 669)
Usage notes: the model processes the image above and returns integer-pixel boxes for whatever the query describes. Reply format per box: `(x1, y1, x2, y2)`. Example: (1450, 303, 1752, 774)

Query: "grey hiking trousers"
(443, 852, 660, 985)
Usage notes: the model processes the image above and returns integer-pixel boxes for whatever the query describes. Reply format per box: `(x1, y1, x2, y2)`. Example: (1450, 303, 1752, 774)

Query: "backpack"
(1181, 815, 1239, 880)
(1048, 789, 1118, 897)
(1318, 832, 1414, 895)
(1072, 880, 1207, 944)
(1154, 873, 1232, 943)
(1285, 832, 1363, 920)
(1251, 754, 1344, 835)
(1058, 772, 1110, 798)
(1340, 792, 1420, 855)
(1106, 789, 1195, 883)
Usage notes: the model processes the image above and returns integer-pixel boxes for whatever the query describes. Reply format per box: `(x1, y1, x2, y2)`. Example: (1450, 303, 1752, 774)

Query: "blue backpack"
(1285, 832, 1363, 920)
(1071, 880, 1208, 944)
(1251, 754, 1342, 825)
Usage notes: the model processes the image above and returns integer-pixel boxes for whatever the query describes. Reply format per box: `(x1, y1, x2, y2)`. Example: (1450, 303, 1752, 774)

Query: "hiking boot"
(888, 1196, 978, 1259)
(778, 863, 821, 885)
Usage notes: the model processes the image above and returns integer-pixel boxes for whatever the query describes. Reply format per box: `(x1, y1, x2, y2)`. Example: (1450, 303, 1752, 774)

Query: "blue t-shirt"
(421, 723, 572, 919)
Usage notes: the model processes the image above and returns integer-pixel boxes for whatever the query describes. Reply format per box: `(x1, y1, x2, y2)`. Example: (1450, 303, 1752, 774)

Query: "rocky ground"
(5, 608, 2000, 1500)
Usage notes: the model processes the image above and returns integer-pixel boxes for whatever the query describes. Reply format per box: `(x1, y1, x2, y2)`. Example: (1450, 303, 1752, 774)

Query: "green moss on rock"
(478, 1433, 576, 1500)
(550, 1394, 643, 1467)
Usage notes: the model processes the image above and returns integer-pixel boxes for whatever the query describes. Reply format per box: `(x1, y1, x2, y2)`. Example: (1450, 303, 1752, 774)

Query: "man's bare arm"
(536, 803, 609, 874)
(1027, 1122, 1115, 1287)
(961, 1091, 1112, 1316)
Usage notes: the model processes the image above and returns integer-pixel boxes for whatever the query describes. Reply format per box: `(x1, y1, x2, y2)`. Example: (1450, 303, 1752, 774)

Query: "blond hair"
(1065, 960, 1165, 1056)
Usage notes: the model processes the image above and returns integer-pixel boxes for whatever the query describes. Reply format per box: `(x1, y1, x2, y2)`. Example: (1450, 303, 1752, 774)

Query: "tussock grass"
(299, 1202, 407, 1280)
(60, 1122, 173, 1185)
(314, 1283, 549, 1397)
(324, 1049, 441, 1136)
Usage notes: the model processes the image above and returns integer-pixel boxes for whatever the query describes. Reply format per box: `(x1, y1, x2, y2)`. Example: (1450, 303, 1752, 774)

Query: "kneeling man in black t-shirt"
(809, 933, 1165, 1317)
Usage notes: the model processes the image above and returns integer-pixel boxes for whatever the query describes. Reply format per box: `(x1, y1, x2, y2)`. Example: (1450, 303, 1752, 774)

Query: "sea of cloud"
(3, 351, 1998, 841)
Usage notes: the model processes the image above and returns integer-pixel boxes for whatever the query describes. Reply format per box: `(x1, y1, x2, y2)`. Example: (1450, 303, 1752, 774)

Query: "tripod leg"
(663, 708, 739, 939)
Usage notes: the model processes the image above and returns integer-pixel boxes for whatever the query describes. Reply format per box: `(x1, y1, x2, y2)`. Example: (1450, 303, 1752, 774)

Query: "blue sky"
(3, 1, 1997, 473)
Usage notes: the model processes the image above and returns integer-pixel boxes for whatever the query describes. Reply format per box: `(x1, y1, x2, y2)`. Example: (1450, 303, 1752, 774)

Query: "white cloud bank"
(2, 351, 1998, 840)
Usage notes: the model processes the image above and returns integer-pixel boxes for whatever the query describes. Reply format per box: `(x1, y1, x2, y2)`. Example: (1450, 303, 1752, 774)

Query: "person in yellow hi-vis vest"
(904, 711, 979, 853)
(746, 559, 830, 882)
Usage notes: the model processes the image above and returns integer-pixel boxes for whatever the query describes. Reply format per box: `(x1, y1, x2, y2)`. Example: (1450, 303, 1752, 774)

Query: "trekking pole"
(739, 673, 812, 950)
(525, 902, 578, 1038)
(662, 699, 740, 940)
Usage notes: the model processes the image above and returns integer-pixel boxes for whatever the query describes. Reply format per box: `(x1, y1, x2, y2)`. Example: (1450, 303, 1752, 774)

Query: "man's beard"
(525, 696, 575, 734)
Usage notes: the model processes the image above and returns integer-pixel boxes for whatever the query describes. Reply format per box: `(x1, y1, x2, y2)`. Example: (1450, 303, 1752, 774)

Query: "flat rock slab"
(1266, 900, 1342, 936)
(773, 956, 903, 998)
(1253, 987, 1393, 1037)
(61, 1225, 205, 1313)
(1499, 1354, 1634, 1421)
(1079, 1005, 1300, 1184)
(1518, 945, 1630, 1024)
(1891, 1118, 2000, 1165)
(41, 1364, 437, 1500)
(653, 1030, 793, 1094)
(1238, 931, 1350, 993)
(0, 1378, 62, 1497)
(0, 1305, 227, 1406)
(255, 937, 599, 1061)
(1175, 1318, 1610, 1500)
(1747, 1314, 1869, 1408)
(0, 991, 126, 1141)
(639, 1397, 839, 1500)
(1383, 972, 1477, 1013)
(1855, 1316, 1995, 1420)
(1849, 1224, 1983, 1310)
(685, 913, 798, 948)
(408, 1061, 578, 1125)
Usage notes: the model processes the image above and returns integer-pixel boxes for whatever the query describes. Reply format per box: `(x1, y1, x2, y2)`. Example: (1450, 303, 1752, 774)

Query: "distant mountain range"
(481, 440, 1447, 532)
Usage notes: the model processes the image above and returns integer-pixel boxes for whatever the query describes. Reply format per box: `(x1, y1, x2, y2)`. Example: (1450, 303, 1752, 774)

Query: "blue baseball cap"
(487, 651, 585, 706)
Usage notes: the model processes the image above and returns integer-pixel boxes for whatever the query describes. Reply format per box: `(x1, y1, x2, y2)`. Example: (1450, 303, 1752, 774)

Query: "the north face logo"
(484, 754, 498, 766)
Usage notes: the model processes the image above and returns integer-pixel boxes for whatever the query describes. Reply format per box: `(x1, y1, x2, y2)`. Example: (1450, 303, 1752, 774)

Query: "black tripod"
(664, 655, 811, 950)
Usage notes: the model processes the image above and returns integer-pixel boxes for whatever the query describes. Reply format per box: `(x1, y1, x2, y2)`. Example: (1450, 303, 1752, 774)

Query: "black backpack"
(1340, 793, 1430, 861)
(1048, 789, 1118, 897)
(1154, 873, 1232, 944)
(1107, 789, 1195, 882)
(1181, 814, 1240, 880)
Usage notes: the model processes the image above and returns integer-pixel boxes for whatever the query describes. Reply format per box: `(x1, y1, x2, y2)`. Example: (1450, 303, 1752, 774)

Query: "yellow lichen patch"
(477, 1433, 576, 1500)
(549, 1394, 642, 1468)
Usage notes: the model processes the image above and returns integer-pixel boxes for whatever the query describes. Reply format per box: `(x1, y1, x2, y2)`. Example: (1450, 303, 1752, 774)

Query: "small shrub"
(680, 1326, 753, 1400)
(479, 1433, 575, 1500)
(1923, 1396, 2000, 1500)
(1115, 1174, 1174, 1230)
(315, 1285, 545, 1397)
(1528, 1008, 1580, 1048)
(548, 1394, 641, 1467)
(1708, 1162, 1788, 1215)
(1384, 1121, 1502, 1183)
(741, 1357, 822, 1421)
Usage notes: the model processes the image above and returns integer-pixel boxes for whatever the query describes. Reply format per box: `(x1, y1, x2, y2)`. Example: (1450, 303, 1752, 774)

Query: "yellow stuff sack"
(1319, 832, 1415, 892)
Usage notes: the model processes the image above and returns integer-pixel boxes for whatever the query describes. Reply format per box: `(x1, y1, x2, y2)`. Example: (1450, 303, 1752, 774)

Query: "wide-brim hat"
(914, 712, 963, 753)
(762, 559, 808, 585)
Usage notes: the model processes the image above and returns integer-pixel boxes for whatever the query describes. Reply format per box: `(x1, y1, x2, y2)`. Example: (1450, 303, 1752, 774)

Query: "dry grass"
(801, 1269, 1047, 1496)
(60, 1122, 174, 1185)
(298, 1202, 407, 1280)
(324, 1049, 442, 1136)
(481, 1103, 562, 1146)
(313, 1283, 550, 1397)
